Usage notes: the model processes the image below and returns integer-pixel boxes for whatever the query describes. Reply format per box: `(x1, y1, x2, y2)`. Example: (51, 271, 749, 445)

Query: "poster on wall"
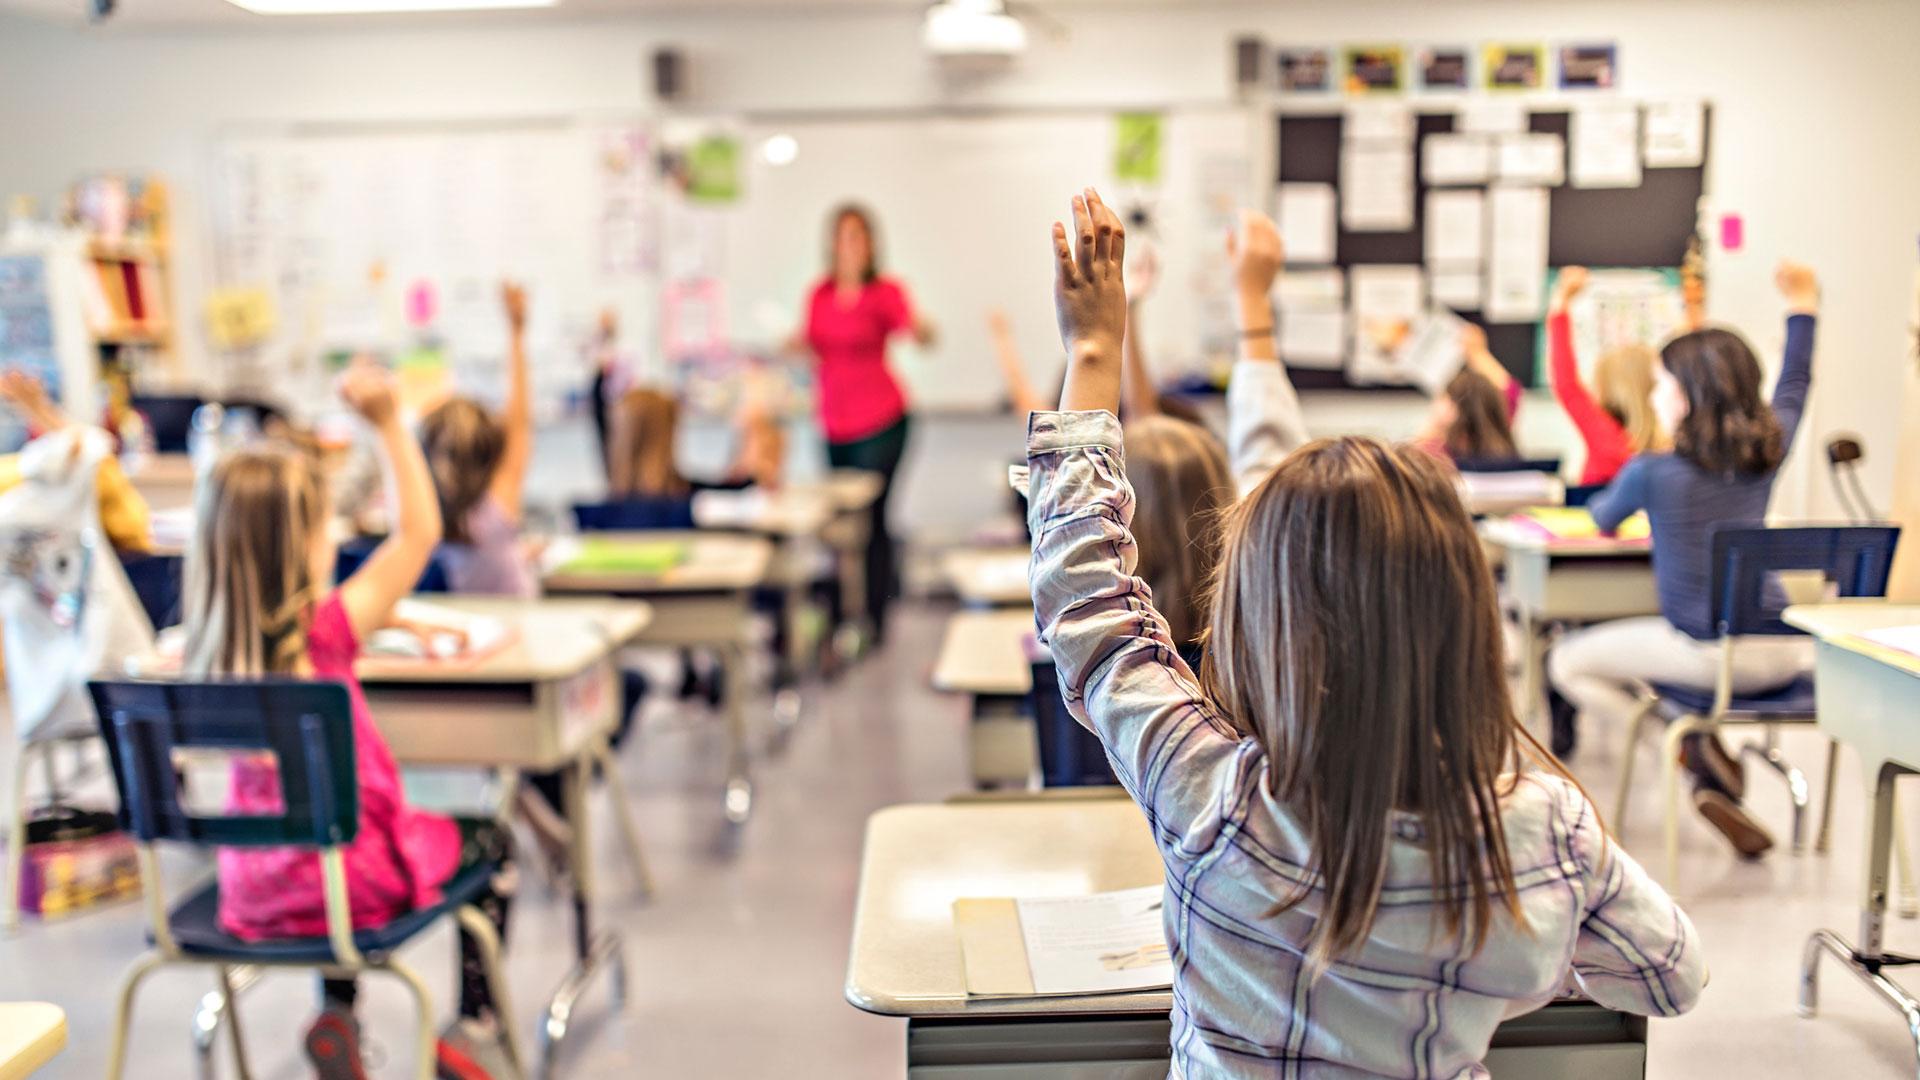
(1278, 47, 1333, 93)
(1418, 46, 1472, 91)
(1112, 113, 1164, 185)
(1483, 43, 1545, 91)
(1343, 45, 1406, 94)
(0, 255, 61, 452)
(1558, 43, 1619, 90)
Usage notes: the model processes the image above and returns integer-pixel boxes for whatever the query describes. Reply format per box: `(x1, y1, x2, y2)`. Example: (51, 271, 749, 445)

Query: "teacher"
(796, 204, 934, 646)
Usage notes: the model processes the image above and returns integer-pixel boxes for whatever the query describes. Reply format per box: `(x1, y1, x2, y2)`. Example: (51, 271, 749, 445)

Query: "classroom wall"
(1, 0, 1914, 538)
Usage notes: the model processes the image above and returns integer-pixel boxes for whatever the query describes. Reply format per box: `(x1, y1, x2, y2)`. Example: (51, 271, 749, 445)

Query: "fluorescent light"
(227, 0, 554, 14)
(761, 134, 799, 167)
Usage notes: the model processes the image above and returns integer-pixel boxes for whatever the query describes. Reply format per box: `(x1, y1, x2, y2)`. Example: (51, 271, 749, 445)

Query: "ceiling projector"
(922, 0, 1028, 58)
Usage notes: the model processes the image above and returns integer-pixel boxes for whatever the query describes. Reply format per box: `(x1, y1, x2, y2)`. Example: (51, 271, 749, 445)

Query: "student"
(1030, 188, 1702, 1077)
(1548, 261, 1821, 856)
(1415, 322, 1523, 465)
(422, 281, 537, 599)
(606, 382, 788, 501)
(183, 363, 517, 1079)
(1546, 267, 1665, 485)
(1, 371, 152, 553)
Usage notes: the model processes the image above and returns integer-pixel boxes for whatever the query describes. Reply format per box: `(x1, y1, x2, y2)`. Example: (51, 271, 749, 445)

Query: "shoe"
(306, 1006, 370, 1080)
(1548, 691, 1578, 758)
(437, 1017, 521, 1080)
(1693, 789, 1774, 859)
(1679, 734, 1746, 800)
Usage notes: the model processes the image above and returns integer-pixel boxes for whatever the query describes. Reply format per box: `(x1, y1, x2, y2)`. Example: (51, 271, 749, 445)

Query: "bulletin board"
(1274, 102, 1711, 390)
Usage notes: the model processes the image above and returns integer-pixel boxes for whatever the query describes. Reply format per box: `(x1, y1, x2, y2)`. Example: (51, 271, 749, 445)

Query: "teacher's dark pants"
(827, 415, 911, 643)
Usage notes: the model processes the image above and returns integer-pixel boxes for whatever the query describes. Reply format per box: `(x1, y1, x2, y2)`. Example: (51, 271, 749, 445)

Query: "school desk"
(692, 486, 834, 713)
(1784, 601, 1920, 1067)
(846, 799, 1649, 1079)
(0, 1003, 65, 1080)
(941, 546, 1032, 608)
(123, 452, 197, 513)
(1480, 519, 1658, 728)
(542, 530, 774, 825)
(817, 469, 885, 650)
(933, 608, 1038, 787)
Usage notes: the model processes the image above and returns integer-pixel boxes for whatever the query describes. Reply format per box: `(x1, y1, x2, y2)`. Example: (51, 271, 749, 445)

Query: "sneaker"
(1679, 734, 1746, 800)
(437, 1017, 521, 1080)
(1693, 788, 1774, 859)
(305, 1006, 370, 1080)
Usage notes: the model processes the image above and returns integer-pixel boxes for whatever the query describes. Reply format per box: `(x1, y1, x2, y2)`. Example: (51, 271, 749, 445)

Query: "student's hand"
(502, 281, 529, 334)
(1127, 248, 1160, 307)
(1775, 261, 1820, 315)
(1052, 188, 1128, 366)
(338, 360, 399, 429)
(1458, 321, 1490, 357)
(1226, 209, 1284, 306)
(1551, 266, 1590, 312)
(986, 307, 1013, 339)
(0, 371, 62, 431)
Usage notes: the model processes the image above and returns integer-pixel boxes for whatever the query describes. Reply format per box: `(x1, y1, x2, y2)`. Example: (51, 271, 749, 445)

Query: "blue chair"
(333, 537, 449, 593)
(1455, 455, 1563, 475)
(1030, 659, 1119, 788)
(572, 497, 697, 532)
(1612, 525, 1901, 883)
(120, 552, 183, 631)
(87, 678, 522, 1080)
(1563, 483, 1608, 508)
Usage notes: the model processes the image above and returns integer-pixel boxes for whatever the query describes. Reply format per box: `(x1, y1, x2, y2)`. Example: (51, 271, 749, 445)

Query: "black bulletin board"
(1275, 104, 1711, 390)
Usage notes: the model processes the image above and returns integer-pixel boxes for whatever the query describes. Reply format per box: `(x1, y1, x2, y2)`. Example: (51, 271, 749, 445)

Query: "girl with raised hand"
(1546, 267, 1665, 485)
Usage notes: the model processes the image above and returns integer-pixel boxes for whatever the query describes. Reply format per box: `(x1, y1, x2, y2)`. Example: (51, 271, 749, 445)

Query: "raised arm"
(1225, 209, 1308, 495)
(986, 308, 1052, 414)
(0, 371, 68, 436)
(1771, 261, 1819, 456)
(1587, 455, 1651, 534)
(338, 362, 444, 640)
(487, 281, 533, 522)
(1563, 786, 1706, 1016)
(1546, 268, 1620, 442)
(1118, 248, 1161, 420)
(1053, 189, 1129, 414)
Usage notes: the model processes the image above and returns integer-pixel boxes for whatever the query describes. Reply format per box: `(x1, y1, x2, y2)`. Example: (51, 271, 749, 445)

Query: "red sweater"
(1547, 310, 1634, 486)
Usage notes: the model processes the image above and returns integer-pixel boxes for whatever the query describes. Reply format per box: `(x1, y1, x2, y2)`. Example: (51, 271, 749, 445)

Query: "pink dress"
(218, 593, 462, 940)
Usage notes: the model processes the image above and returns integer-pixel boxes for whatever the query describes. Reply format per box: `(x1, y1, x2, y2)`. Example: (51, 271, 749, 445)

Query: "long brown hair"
(1125, 416, 1232, 649)
(1204, 437, 1570, 972)
(181, 444, 328, 677)
(1662, 327, 1783, 476)
(1443, 368, 1519, 462)
(609, 388, 689, 498)
(420, 397, 505, 545)
(1593, 344, 1665, 454)
(826, 203, 880, 284)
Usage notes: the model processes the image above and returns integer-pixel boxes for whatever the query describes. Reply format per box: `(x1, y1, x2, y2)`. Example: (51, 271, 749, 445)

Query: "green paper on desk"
(557, 539, 689, 575)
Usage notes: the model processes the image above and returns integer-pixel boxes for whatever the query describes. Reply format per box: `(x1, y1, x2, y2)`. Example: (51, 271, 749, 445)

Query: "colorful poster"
(684, 135, 741, 204)
(0, 255, 61, 450)
(1418, 46, 1472, 90)
(1112, 112, 1164, 185)
(1559, 43, 1619, 89)
(1483, 43, 1545, 91)
(1278, 47, 1333, 93)
(1344, 45, 1406, 94)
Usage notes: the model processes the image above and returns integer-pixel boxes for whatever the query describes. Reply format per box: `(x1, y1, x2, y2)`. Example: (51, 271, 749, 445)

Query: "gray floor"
(4, 603, 1919, 1078)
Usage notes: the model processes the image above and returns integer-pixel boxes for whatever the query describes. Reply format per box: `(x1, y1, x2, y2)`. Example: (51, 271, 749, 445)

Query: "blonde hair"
(1124, 416, 1232, 648)
(181, 444, 328, 677)
(1201, 437, 1583, 973)
(1592, 345, 1665, 454)
(609, 388, 689, 498)
(420, 397, 505, 545)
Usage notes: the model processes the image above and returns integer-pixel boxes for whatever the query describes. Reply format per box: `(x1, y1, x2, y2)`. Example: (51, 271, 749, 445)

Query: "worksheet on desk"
(1858, 624, 1920, 661)
(1016, 885, 1174, 995)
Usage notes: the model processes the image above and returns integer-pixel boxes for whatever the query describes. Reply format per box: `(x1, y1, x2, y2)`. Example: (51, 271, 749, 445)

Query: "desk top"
(932, 608, 1035, 696)
(845, 798, 1165, 1018)
(692, 486, 834, 538)
(1479, 518, 1652, 558)
(357, 596, 650, 685)
(0, 1002, 66, 1080)
(541, 531, 773, 594)
(1784, 602, 1920, 679)
(942, 547, 1031, 607)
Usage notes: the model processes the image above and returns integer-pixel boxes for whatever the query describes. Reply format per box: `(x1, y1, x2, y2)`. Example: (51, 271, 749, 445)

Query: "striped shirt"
(1589, 314, 1816, 639)
(1025, 410, 1704, 1079)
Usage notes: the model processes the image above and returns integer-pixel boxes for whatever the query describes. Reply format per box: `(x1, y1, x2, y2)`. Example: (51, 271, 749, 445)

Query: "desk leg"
(593, 739, 654, 899)
(721, 641, 755, 826)
(538, 753, 629, 1080)
(1518, 613, 1547, 735)
(775, 550, 810, 738)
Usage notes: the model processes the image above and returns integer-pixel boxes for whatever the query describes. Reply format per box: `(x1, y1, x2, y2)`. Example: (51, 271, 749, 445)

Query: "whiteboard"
(210, 119, 656, 419)
(717, 108, 1263, 411)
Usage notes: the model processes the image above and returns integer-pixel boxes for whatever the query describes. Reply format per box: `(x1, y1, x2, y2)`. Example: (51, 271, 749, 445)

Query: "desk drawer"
(366, 660, 616, 770)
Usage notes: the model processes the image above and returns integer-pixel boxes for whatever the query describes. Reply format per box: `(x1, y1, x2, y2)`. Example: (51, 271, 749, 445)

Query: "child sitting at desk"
(1029, 187, 1702, 1078)
(183, 363, 518, 1079)
(1549, 262, 1822, 857)
(1412, 322, 1524, 466)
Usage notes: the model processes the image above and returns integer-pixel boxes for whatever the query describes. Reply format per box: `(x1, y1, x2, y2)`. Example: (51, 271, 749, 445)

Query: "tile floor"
(4, 603, 1919, 1078)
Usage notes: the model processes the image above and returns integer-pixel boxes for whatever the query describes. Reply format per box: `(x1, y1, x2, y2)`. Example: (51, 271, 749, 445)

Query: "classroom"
(1, 0, 1918, 1077)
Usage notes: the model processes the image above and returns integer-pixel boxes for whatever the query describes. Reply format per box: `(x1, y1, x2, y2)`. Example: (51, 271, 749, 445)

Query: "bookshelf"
(67, 175, 178, 433)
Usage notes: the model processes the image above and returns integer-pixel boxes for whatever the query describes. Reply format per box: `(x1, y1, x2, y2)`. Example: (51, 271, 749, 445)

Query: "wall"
(1, 0, 1915, 537)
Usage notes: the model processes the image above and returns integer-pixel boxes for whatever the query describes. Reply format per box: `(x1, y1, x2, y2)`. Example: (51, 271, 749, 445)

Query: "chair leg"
(457, 905, 526, 1071)
(106, 951, 168, 1080)
(214, 965, 254, 1080)
(1816, 739, 1840, 855)
(592, 741, 654, 899)
(1896, 809, 1920, 920)
(1740, 727, 1812, 853)
(1613, 697, 1657, 830)
(1661, 716, 1703, 887)
(4, 742, 37, 932)
(382, 959, 440, 1080)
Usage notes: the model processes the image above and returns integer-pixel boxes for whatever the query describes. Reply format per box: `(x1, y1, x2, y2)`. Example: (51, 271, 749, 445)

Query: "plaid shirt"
(1025, 410, 1704, 1080)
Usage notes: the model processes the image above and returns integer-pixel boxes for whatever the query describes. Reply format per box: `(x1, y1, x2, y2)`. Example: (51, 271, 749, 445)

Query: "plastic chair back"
(1029, 660, 1119, 788)
(88, 679, 360, 849)
(332, 539, 448, 593)
(1454, 456, 1562, 475)
(1709, 525, 1901, 637)
(573, 497, 697, 532)
(121, 553, 184, 630)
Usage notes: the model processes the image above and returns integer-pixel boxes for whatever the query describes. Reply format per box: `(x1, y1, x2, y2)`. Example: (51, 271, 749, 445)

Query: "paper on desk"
(366, 599, 512, 661)
(1340, 145, 1415, 232)
(1858, 625, 1920, 662)
(1486, 186, 1550, 323)
(1643, 99, 1706, 167)
(1422, 133, 1493, 186)
(1571, 101, 1642, 188)
(1424, 189, 1486, 266)
(1456, 99, 1528, 135)
(1017, 885, 1173, 996)
(1276, 183, 1338, 264)
(1496, 133, 1565, 186)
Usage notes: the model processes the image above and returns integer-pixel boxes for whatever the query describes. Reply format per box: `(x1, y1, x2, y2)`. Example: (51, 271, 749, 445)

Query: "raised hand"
(502, 280, 529, 334)
(338, 358, 399, 429)
(1052, 188, 1128, 413)
(1550, 266, 1590, 312)
(1226, 209, 1284, 304)
(1127, 247, 1160, 306)
(1774, 261, 1820, 315)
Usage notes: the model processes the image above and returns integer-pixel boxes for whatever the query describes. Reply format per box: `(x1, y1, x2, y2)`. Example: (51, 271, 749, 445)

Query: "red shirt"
(805, 276, 915, 444)
(1547, 309, 1634, 486)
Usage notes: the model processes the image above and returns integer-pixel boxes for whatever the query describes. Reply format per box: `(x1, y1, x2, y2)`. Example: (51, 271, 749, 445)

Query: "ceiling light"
(762, 134, 800, 167)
